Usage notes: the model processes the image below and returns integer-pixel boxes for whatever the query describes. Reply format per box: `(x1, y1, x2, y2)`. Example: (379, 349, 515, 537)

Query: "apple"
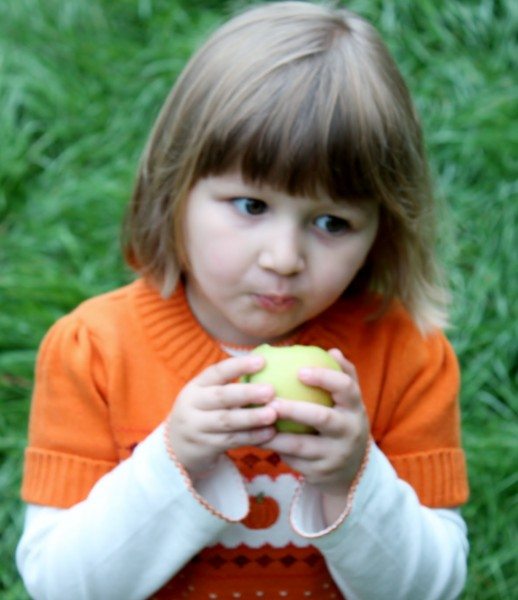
(242, 344, 341, 433)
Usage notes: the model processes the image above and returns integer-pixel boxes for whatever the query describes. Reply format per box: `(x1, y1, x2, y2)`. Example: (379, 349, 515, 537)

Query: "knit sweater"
(21, 278, 469, 598)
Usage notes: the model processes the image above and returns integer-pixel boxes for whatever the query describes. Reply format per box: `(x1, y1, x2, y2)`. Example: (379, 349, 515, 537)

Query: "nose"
(258, 222, 305, 276)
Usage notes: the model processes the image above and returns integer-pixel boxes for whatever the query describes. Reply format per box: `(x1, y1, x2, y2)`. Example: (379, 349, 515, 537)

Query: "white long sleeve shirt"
(17, 424, 468, 600)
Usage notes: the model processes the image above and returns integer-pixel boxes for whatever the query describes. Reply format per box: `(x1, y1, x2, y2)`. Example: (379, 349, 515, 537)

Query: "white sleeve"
(291, 442, 469, 600)
(16, 424, 248, 600)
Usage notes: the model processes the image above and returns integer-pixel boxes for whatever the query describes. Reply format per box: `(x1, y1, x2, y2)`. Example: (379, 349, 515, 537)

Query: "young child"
(16, 2, 469, 599)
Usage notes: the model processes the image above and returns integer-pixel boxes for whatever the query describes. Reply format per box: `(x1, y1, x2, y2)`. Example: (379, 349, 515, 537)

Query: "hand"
(166, 355, 277, 477)
(262, 349, 369, 503)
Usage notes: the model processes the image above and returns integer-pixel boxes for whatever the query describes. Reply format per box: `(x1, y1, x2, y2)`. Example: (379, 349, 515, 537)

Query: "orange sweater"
(21, 278, 468, 598)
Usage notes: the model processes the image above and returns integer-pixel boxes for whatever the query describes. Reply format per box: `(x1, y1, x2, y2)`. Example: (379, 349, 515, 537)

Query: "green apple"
(242, 344, 341, 433)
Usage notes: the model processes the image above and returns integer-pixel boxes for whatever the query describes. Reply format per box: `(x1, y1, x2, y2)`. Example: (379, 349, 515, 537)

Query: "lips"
(253, 294, 297, 312)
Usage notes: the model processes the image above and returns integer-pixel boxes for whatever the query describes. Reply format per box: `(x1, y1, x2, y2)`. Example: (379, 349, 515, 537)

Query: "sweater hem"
(21, 447, 116, 508)
(387, 447, 469, 507)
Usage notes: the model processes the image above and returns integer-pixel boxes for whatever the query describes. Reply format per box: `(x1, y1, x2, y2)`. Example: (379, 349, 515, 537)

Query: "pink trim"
(290, 440, 372, 538)
(162, 422, 247, 524)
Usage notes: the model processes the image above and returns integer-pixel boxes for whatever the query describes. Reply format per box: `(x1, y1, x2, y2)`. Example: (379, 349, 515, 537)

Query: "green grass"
(1, 0, 516, 597)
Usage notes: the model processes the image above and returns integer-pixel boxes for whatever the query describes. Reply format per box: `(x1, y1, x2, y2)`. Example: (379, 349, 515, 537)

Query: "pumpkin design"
(242, 493, 280, 530)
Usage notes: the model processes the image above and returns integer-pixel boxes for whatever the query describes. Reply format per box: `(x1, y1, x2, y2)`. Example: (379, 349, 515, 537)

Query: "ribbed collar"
(129, 278, 358, 381)
(130, 278, 222, 381)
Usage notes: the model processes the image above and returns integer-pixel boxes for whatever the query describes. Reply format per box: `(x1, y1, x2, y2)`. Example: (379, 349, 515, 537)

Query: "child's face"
(183, 172, 379, 346)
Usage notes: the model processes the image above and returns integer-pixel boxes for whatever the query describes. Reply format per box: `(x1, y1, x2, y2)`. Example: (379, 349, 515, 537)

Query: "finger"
(208, 425, 278, 450)
(269, 398, 347, 436)
(297, 367, 362, 410)
(263, 431, 324, 460)
(275, 454, 353, 491)
(198, 382, 275, 410)
(272, 455, 316, 477)
(328, 348, 358, 380)
(201, 404, 278, 434)
(195, 354, 265, 386)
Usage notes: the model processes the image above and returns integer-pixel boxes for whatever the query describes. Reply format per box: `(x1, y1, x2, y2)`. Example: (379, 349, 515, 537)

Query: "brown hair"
(123, 1, 449, 332)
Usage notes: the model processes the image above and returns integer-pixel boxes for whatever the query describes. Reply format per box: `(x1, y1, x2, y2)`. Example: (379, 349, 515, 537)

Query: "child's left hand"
(261, 349, 369, 512)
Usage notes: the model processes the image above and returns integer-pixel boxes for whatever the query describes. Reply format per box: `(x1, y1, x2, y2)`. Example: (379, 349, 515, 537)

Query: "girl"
(16, 2, 469, 599)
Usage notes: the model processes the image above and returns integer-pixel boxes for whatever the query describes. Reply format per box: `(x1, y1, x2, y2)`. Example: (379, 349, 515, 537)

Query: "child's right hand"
(166, 355, 277, 477)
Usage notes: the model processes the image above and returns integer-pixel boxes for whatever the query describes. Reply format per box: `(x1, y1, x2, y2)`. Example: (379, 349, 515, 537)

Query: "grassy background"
(0, 0, 516, 597)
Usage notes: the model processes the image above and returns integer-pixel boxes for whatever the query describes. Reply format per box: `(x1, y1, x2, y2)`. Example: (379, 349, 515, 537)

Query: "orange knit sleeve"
(21, 314, 119, 508)
(378, 327, 469, 507)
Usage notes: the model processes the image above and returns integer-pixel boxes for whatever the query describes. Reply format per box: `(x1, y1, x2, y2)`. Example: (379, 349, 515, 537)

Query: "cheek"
(314, 239, 375, 295)
(322, 266, 357, 297)
(187, 234, 245, 280)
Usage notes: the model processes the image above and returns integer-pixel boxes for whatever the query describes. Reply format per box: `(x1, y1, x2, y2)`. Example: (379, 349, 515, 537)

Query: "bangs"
(192, 38, 420, 208)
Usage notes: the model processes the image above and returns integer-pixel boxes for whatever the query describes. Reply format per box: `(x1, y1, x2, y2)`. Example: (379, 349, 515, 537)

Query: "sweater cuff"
(161, 424, 248, 522)
(290, 441, 372, 539)
(388, 448, 468, 507)
(306, 443, 419, 554)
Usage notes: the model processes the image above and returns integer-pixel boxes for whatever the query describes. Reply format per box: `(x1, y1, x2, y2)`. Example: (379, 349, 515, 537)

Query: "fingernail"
(249, 356, 264, 368)
(257, 385, 273, 397)
(269, 399, 280, 411)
